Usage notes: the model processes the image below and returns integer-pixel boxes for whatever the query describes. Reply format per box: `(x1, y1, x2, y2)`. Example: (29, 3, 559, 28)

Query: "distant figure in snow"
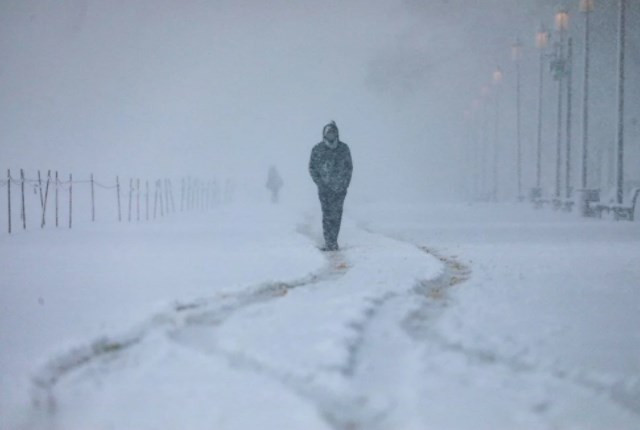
(224, 178, 234, 204)
(309, 121, 353, 251)
(266, 165, 283, 203)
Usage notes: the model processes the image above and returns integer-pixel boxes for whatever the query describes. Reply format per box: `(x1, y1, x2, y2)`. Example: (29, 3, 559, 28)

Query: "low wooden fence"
(2, 169, 222, 234)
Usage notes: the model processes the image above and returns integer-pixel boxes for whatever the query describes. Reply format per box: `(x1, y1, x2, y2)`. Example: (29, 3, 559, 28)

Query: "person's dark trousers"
(318, 188, 347, 250)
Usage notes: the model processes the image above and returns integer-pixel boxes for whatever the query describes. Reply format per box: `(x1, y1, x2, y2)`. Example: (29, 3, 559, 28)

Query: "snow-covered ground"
(352, 202, 640, 429)
(1, 200, 639, 429)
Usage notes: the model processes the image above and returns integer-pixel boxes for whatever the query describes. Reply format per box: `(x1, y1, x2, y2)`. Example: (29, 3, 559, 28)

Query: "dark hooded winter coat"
(309, 123, 353, 193)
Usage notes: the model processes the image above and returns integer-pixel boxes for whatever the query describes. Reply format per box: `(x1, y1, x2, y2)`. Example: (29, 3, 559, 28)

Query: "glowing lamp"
(555, 9, 569, 31)
(536, 29, 549, 49)
(580, 0, 594, 13)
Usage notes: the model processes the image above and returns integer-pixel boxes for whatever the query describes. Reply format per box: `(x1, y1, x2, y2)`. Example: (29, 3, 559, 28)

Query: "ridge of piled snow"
(2, 205, 443, 430)
(1, 205, 326, 429)
(350, 202, 640, 429)
(210, 222, 442, 381)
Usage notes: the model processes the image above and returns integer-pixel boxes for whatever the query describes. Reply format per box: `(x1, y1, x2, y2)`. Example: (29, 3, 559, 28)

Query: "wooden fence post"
(194, 179, 198, 211)
(38, 170, 44, 211)
(206, 182, 211, 210)
(202, 181, 206, 211)
(116, 176, 122, 222)
(191, 177, 195, 211)
(197, 183, 201, 212)
(7, 170, 11, 234)
(69, 174, 73, 229)
(90, 173, 95, 222)
(204, 182, 208, 210)
(20, 169, 26, 229)
(128, 178, 133, 222)
(210, 181, 214, 210)
(169, 179, 176, 213)
(158, 180, 164, 217)
(170, 179, 175, 213)
(191, 180, 195, 211)
(187, 177, 192, 211)
(153, 180, 158, 219)
(145, 180, 149, 221)
(206, 182, 210, 210)
(181, 178, 185, 212)
(195, 180, 199, 211)
(211, 182, 214, 210)
(136, 178, 140, 222)
(201, 183, 205, 212)
(166, 179, 171, 213)
(164, 178, 170, 214)
(41, 171, 51, 228)
(191, 177, 196, 211)
(55, 171, 59, 228)
(200, 180, 204, 211)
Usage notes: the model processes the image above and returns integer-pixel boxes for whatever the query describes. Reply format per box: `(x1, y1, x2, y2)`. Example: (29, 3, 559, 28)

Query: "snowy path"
(4, 203, 640, 429)
(19, 216, 442, 430)
(352, 203, 640, 429)
(26, 245, 346, 429)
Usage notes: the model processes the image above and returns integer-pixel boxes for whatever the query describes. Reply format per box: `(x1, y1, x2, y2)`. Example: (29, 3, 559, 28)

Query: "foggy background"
(1, 0, 638, 205)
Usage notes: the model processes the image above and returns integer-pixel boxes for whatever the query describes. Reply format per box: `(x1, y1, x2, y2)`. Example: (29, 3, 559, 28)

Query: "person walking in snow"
(266, 165, 283, 203)
(309, 121, 353, 251)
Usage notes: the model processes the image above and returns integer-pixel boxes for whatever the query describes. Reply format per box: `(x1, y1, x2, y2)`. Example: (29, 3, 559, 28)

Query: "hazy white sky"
(1, 0, 638, 202)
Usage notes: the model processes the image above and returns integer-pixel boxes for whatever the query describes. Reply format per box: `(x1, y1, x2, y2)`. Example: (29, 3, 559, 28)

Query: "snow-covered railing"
(2, 169, 222, 234)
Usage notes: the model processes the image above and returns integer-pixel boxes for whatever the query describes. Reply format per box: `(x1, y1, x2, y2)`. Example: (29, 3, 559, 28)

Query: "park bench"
(610, 188, 640, 221)
(531, 188, 553, 209)
(533, 197, 552, 209)
(561, 198, 576, 212)
(593, 188, 617, 218)
(575, 188, 601, 217)
(551, 194, 575, 212)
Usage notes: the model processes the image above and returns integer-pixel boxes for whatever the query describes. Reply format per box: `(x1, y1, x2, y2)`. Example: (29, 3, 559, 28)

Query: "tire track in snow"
(169, 288, 402, 430)
(404, 246, 640, 423)
(176, 232, 639, 428)
(331, 242, 631, 428)
(317, 245, 471, 430)
(27, 230, 351, 425)
(26, 227, 457, 430)
(166, 248, 391, 430)
(164, 238, 463, 430)
(165, 234, 453, 430)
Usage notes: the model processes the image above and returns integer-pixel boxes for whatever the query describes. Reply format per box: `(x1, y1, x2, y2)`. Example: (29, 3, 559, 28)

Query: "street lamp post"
(580, 0, 594, 190)
(532, 28, 549, 201)
(481, 85, 491, 200)
(492, 67, 503, 202)
(512, 40, 523, 201)
(616, 0, 626, 204)
(565, 36, 574, 200)
(575, 0, 600, 216)
(464, 108, 473, 200)
(472, 98, 482, 199)
(551, 9, 569, 204)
